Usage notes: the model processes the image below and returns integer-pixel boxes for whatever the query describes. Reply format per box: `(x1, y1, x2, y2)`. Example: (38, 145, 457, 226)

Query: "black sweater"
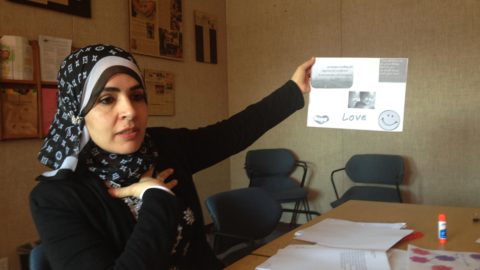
(30, 80, 304, 270)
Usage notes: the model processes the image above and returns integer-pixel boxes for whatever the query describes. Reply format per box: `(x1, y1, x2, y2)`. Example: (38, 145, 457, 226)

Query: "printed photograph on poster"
(307, 58, 408, 132)
(194, 10, 217, 64)
(129, 0, 183, 60)
(144, 69, 175, 115)
(1, 87, 39, 139)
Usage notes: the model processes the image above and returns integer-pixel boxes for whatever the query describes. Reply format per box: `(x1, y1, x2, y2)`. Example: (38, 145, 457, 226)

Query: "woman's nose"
(119, 98, 136, 120)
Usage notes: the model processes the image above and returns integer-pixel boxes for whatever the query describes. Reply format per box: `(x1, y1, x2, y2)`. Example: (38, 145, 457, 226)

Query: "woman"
(30, 44, 314, 269)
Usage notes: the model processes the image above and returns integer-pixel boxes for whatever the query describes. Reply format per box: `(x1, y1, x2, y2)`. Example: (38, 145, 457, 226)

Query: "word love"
(342, 113, 367, 121)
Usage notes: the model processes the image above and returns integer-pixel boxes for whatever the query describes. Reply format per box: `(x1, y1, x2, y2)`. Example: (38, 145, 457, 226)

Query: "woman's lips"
(116, 127, 139, 140)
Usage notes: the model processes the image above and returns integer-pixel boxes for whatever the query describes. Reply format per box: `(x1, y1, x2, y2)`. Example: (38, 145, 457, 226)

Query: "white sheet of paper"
(307, 57, 408, 132)
(256, 245, 391, 270)
(294, 218, 412, 251)
(388, 249, 407, 270)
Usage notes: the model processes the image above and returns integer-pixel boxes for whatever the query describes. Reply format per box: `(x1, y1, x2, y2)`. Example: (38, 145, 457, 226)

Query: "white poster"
(307, 58, 408, 132)
(38, 35, 72, 81)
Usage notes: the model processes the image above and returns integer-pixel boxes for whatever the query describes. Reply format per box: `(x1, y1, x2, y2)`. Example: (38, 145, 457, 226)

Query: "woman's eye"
(98, 96, 115, 105)
(131, 92, 146, 102)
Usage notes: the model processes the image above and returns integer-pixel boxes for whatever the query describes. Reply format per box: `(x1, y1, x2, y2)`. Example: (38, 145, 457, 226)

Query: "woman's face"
(85, 73, 148, 154)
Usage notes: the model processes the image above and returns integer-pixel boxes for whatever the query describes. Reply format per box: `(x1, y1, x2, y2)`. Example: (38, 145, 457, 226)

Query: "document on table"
(294, 218, 413, 251)
(307, 57, 408, 132)
(256, 245, 390, 270)
(388, 249, 407, 270)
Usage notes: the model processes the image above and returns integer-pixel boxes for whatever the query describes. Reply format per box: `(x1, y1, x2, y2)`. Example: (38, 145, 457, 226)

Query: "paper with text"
(294, 218, 412, 251)
(256, 245, 391, 270)
(38, 35, 72, 81)
(307, 58, 408, 132)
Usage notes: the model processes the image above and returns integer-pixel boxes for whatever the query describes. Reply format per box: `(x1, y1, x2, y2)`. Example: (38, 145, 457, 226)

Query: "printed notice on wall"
(38, 35, 72, 82)
(307, 58, 408, 132)
(144, 69, 175, 115)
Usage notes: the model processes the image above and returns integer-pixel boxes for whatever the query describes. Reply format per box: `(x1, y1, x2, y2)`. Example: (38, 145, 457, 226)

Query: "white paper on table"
(256, 245, 391, 270)
(311, 218, 407, 230)
(407, 244, 480, 270)
(387, 249, 407, 270)
(307, 57, 408, 132)
(38, 35, 72, 81)
(294, 218, 412, 251)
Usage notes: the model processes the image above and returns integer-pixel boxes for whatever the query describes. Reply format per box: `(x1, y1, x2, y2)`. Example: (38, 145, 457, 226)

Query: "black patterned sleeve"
(174, 80, 305, 173)
(30, 180, 179, 270)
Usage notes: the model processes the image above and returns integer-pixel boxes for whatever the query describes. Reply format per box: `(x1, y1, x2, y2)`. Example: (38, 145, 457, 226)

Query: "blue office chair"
(330, 154, 405, 208)
(29, 243, 51, 270)
(205, 187, 282, 266)
(244, 148, 319, 226)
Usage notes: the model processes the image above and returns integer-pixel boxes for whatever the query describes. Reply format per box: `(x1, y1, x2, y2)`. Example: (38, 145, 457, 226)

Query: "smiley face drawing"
(378, 110, 401, 131)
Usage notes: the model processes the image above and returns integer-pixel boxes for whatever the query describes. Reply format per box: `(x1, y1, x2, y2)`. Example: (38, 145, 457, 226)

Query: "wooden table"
(224, 255, 268, 270)
(226, 200, 480, 269)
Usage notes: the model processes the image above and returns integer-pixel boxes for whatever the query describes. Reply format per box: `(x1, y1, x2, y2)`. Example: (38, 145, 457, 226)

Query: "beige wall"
(227, 0, 480, 219)
(1, 0, 480, 269)
(0, 1, 227, 269)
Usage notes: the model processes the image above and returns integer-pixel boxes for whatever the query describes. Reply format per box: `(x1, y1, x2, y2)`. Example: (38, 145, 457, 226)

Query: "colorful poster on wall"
(129, 0, 183, 60)
(0, 35, 33, 80)
(307, 58, 408, 132)
(194, 10, 217, 64)
(0, 87, 39, 139)
(144, 69, 175, 115)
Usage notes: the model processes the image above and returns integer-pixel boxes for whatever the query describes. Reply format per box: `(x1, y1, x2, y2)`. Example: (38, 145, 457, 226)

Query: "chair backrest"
(345, 154, 404, 185)
(205, 187, 282, 254)
(245, 148, 296, 178)
(29, 243, 51, 270)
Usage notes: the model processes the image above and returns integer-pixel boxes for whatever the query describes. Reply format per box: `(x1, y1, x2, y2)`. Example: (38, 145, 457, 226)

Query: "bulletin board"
(129, 0, 183, 60)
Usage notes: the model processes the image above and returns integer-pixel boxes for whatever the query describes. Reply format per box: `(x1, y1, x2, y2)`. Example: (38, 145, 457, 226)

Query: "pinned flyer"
(307, 57, 408, 132)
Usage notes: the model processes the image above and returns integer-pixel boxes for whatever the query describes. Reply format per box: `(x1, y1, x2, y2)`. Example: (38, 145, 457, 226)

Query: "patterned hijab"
(37, 44, 157, 215)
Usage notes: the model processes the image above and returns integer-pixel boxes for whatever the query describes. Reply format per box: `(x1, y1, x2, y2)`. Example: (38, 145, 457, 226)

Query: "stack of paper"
(256, 245, 392, 270)
(294, 218, 411, 251)
(256, 218, 480, 269)
(256, 218, 413, 270)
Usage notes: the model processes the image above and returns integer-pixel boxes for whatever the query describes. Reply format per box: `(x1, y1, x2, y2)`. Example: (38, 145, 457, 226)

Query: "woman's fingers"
(109, 168, 177, 198)
(155, 168, 174, 182)
(164, 179, 178, 190)
(140, 166, 155, 180)
(291, 57, 315, 93)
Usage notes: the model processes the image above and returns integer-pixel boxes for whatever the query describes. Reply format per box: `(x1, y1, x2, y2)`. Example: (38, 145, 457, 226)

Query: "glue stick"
(438, 213, 447, 244)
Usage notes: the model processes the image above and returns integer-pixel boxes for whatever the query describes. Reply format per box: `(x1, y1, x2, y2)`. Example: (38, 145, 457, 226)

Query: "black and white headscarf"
(37, 44, 157, 217)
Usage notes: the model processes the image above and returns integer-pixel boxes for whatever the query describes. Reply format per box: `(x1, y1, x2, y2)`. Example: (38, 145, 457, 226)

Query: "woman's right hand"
(108, 167, 178, 199)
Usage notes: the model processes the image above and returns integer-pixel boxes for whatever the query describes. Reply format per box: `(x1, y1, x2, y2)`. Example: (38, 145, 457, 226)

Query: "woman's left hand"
(108, 167, 178, 199)
(291, 57, 315, 94)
